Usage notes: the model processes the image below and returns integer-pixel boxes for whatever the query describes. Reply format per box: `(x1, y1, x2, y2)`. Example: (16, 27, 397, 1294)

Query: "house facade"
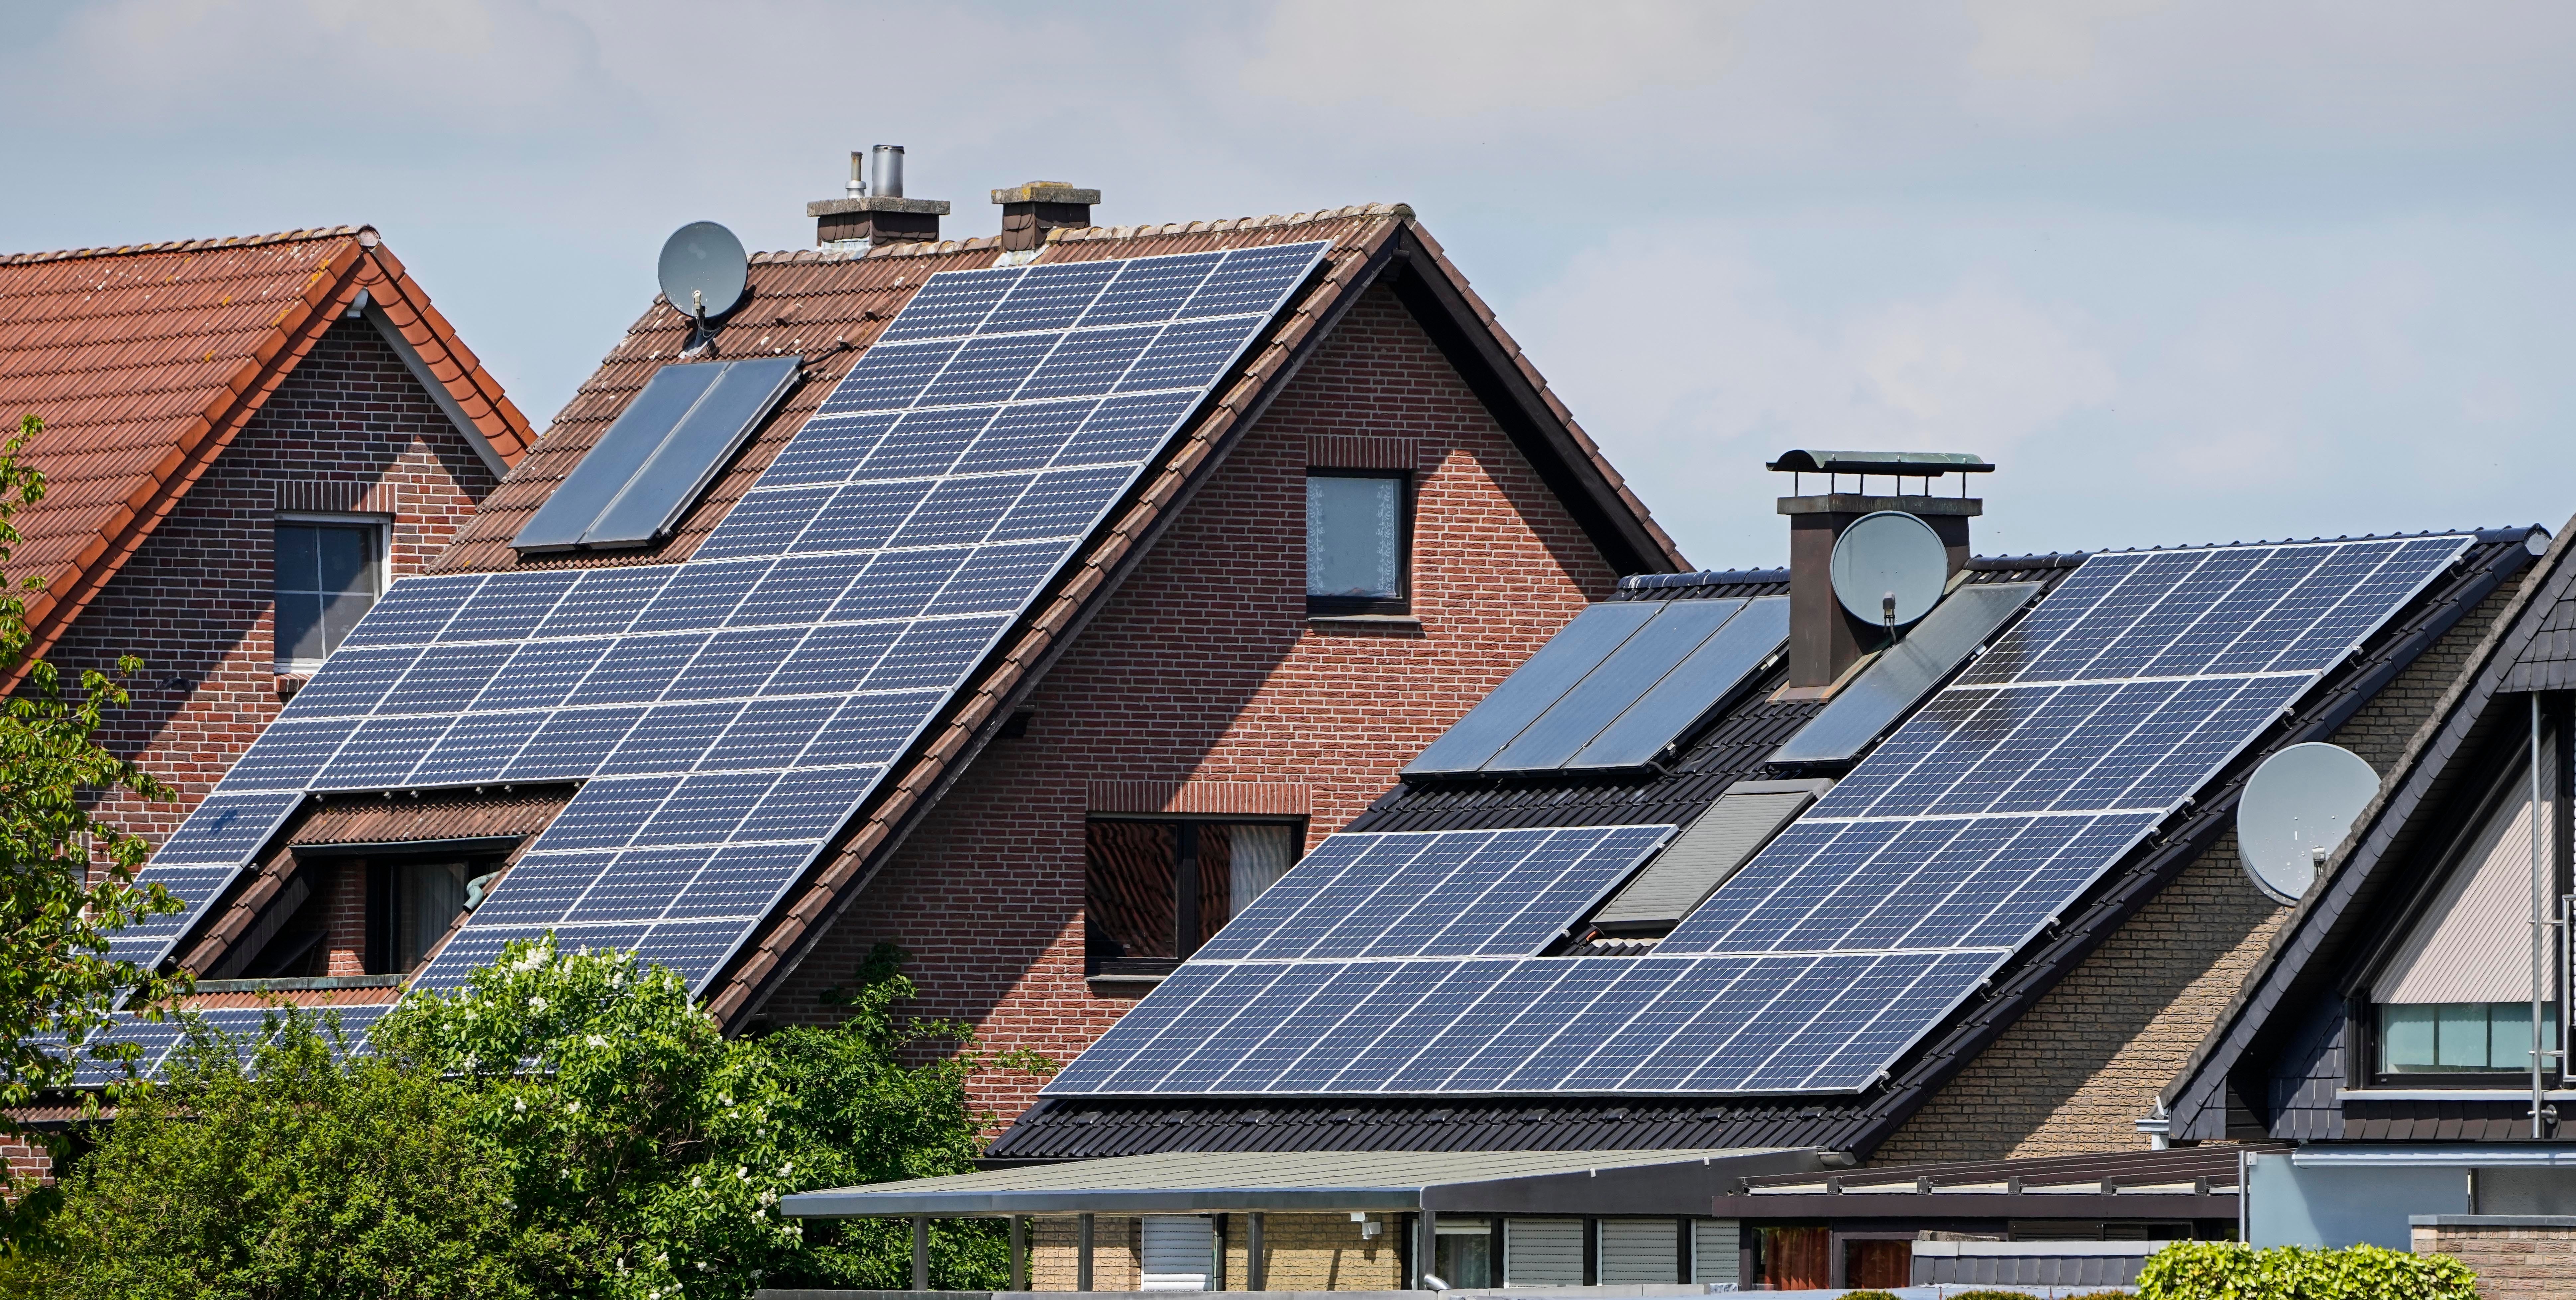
(96, 179, 1688, 1137)
(788, 457, 2552, 1291)
(2165, 516, 2576, 1284)
(0, 228, 530, 837)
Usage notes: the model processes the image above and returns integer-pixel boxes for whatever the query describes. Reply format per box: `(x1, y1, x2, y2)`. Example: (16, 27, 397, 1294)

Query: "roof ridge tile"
(0, 226, 362, 267)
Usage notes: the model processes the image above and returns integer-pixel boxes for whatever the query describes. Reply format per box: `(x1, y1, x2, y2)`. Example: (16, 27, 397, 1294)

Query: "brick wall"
(1025, 1213, 1402, 1291)
(2415, 1222, 2575, 1300)
(1875, 584, 2515, 1162)
(759, 286, 1624, 1121)
(48, 317, 500, 847)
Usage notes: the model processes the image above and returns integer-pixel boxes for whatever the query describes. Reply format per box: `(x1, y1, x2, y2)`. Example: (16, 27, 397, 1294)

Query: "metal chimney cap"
(1767, 449, 1994, 477)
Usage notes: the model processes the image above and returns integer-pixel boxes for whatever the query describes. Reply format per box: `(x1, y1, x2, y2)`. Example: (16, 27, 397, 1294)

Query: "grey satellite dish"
(1831, 510, 1949, 628)
(2238, 742, 2381, 904)
(657, 221, 749, 324)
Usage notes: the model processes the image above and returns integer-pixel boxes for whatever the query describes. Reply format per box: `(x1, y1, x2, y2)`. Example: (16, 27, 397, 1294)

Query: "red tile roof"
(0, 227, 535, 672)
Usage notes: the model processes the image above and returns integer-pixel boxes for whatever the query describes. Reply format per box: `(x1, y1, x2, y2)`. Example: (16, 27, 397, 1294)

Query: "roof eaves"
(703, 217, 1407, 1027)
(2161, 520, 2576, 1136)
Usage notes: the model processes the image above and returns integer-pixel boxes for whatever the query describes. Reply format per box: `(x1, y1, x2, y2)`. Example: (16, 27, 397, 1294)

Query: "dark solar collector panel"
(512, 357, 801, 553)
(1046, 534, 2473, 1098)
(1770, 582, 2041, 765)
(1401, 596, 1789, 777)
(119, 242, 1331, 994)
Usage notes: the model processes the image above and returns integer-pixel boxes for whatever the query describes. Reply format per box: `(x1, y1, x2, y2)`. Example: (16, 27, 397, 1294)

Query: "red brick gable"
(757, 286, 1623, 1120)
(0, 228, 533, 674)
(55, 316, 506, 838)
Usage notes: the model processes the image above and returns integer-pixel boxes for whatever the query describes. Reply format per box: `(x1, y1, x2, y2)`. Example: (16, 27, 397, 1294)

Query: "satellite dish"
(657, 221, 749, 324)
(1831, 510, 1949, 629)
(2238, 742, 2381, 904)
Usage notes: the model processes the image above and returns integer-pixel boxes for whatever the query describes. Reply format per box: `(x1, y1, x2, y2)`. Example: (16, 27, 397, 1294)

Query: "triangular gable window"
(2370, 727, 2561, 1076)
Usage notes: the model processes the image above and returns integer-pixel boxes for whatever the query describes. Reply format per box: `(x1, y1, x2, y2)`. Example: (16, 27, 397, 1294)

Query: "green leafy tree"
(27, 1011, 532, 1299)
(0, 414, 186, 1109)
(374, 937, 1043, 1299)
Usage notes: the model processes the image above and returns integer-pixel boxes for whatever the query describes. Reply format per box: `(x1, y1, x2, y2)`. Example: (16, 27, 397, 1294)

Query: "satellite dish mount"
(657, 221, 751, 355)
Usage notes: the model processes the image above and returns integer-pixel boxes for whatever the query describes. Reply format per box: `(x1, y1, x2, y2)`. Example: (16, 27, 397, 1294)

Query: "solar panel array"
(1769, 582, 2040, 765)
(69, 1003, 393, 1087)
(513, 356, 803, 552)
(1402, 596, 1789, 776)
(111, 241, 1332, 1001)
(1052, 535, 2474, 1097)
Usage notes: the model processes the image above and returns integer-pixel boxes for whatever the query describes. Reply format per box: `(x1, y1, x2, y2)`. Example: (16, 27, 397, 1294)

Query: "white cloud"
(1240, 0, 1751, 115)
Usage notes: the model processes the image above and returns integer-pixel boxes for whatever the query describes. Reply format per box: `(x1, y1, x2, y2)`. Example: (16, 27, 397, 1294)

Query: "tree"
(0, 413, 186, 1112)
(373, 938, 1041, 1299)
(28, 1011, 532, 1300)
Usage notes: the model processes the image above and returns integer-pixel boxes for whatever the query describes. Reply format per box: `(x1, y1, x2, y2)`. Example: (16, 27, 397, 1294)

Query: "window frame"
(2364, 998, 2564, 1087)
(364, 852, 500, 975)
(1083, 813, 1307, 979)
(1304, 468, 1414, 618)
(273, 510, 391, 673)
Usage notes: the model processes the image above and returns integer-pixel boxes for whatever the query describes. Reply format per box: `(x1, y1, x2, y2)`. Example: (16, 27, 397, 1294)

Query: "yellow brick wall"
(1025, 1213, 1401, 1291)
(2415, 1223, 2576, 1300)
(1874, 583, 2513, 1164)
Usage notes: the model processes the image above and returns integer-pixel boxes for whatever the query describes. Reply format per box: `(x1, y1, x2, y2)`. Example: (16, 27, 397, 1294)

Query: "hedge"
(2137, 1241, 2478, 1300)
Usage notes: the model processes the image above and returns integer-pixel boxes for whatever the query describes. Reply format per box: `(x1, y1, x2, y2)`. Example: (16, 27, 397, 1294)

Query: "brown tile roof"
(0, 227, 536, 671)
(413, 203, 1684, 1024)
(286, 788, 571, 846)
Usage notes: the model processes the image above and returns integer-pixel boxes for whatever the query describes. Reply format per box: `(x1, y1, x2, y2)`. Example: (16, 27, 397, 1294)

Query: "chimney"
(1770, 449, 1993, 697)
(808, 145, 950, 249)
(991, 181, 1101, 252)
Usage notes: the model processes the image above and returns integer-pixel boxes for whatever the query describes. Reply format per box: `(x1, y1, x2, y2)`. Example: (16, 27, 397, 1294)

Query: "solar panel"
(1403, 596, 1788, 777)
(513, 358, 801, 553)
(122, 242, 1333, 996)
(1769, 582, 2041, 766)
(1191, 825, 1675, 963)
(1047, 534, 2474, 1098)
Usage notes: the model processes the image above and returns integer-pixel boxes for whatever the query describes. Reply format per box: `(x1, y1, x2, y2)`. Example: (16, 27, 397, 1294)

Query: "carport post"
(1010, 1215, 1027, 1290)
(1078, 1212, 1095, 1291)
(912, 1215, 929, 1290)
(1247, 1212, 1265, 1291)
(1417, 1208, 1438, 1288)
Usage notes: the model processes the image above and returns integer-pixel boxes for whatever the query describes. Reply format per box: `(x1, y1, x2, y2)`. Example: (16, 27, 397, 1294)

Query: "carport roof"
(780, 1146, 1800, 1218)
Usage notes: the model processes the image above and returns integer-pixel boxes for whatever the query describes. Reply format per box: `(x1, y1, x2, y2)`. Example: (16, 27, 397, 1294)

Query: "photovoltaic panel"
(1190, 825, 1676, 963)
(513, 357, 801, 553)
(121, 241, 1332, 998)
(1048, 534, 2476, 1098)
(1769, 582, 2042, 766)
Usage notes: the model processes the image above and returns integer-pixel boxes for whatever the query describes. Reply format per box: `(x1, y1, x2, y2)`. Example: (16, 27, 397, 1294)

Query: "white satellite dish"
(2237, 742, 2381, 904)
(657, 221, 749, 324)
(1831, 510, 1949, 629)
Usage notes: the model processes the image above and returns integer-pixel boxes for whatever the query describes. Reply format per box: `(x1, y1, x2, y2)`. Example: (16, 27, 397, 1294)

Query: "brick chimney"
(991, 182, 1101, 252)
(809, 145, 950, 249)
(1771, 449, 1992, 697)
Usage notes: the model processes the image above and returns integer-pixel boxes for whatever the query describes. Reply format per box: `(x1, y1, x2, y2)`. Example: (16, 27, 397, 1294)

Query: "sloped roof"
(127, 206, 1684, 1028)
(2165, 525, 2573, 1140)
(993, 534, 2541, 1160)
(0, 227, 535, 669)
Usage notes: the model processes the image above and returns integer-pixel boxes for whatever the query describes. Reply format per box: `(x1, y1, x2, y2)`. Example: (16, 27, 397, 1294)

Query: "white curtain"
(1229, 825, 1297, 917)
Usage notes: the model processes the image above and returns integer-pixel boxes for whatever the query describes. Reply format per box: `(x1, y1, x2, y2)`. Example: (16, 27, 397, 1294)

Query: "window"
(2379, 1001, 2560, 1075)
(367, 859, 478, 974)
(1434, 1219, 1496, 1289)
(1084, 819, 1300, 976)
(275, 516, 386, 671)
(1307, 470, 1409, 615)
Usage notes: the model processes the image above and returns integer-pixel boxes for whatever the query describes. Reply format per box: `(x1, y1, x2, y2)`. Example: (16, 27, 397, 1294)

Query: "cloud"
(1240, 0, 1751, 116)
(1964, 0, 2171, 80)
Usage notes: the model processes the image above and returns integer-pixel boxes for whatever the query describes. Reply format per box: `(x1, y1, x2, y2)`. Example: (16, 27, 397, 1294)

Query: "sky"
(4, 0, 2571, 568)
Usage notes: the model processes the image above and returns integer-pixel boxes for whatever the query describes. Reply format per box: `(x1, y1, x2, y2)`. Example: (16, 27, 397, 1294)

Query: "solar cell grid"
(1050, 533, 2477, 1099)
(123, 241, 1332, 996)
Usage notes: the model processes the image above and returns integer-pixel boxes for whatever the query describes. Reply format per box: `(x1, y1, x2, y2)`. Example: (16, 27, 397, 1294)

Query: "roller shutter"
(1503, 1218, 1583, 1287)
